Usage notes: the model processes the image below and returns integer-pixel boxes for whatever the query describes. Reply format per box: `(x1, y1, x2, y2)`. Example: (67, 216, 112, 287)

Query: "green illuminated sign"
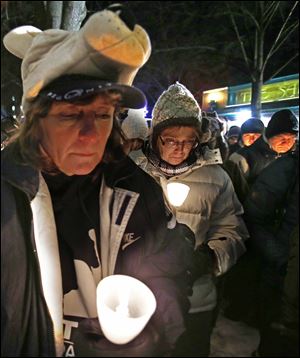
(235, 79, 299, 105)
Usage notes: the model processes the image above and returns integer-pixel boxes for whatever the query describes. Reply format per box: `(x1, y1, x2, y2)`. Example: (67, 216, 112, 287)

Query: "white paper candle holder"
(167, 182, 190, 207)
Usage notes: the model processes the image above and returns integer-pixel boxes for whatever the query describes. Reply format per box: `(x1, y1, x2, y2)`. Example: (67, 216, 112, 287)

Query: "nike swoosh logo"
(121, 236, 141, 250)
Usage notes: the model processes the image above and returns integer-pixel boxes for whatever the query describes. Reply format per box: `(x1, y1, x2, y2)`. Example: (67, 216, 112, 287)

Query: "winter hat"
(241, 118, 264, 134)
(226, 125, 241, 138)
(265, 109, 299, 139)
(151, 82, 202, 133)
(201, 111, 227, 143)
(121, 108, 148, 140)
(3, 6, 151, 112)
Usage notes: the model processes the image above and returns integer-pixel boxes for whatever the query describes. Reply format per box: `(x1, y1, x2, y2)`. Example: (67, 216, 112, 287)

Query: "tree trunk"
(251, 12, 264, 120)
(251, 76, 263, 119)
(47, 1, 63, 29)
(61, 1, 87, 31)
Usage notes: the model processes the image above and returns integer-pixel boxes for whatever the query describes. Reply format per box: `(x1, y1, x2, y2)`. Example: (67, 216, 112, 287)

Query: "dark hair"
(10, 92, 126, 174)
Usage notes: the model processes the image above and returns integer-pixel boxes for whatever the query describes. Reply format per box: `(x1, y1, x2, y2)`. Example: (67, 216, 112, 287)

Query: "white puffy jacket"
(141, 148, 249, 312)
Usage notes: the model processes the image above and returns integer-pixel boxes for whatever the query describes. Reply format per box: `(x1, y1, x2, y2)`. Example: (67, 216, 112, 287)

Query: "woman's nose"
(174, 142, 185, 151)
(78, 118, 98, 142)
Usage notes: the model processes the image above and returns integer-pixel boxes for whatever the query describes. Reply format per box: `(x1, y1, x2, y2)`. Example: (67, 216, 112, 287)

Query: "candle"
(96, 275, 157, 345)
(167, 182, 190, 207)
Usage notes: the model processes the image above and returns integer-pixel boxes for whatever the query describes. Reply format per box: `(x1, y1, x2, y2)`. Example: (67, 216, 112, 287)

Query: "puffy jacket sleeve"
(206, 170, 248, 275)
(222, 159, 250, 204)
(228, 152, 250, 178)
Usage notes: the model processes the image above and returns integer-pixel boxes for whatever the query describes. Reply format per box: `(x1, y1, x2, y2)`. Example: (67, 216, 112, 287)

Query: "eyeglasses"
(159, 136, 198, 149)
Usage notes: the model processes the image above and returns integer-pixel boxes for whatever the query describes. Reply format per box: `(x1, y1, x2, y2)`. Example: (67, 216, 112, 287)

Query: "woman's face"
(39, 94, 115, 175)
(157, 126, 198, 165)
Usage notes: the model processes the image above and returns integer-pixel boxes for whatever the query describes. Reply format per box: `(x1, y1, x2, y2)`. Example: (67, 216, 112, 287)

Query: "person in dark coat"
(225, 125, 242, 156)
(270, 225, 299, 357)
(222, 111, 298, 328)
(243, 146, 299, 357)
(227, 109, 298, 191)
(1, 7, 195, 357)
(240, 117, 264, 147)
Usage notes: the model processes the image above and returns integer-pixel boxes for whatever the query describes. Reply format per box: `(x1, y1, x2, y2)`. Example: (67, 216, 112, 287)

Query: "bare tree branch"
(268, 22, 299, 58)
(240, 6, 260, 30)
(154, 45, 215, 53)
(267, 52, 299, 81)
(262, 1, 280, 31)
(226, 3, 253, 79)
(262, 1, 298, 72)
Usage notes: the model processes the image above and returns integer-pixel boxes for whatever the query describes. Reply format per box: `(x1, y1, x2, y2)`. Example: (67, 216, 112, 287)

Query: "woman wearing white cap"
(1, 8, 195, 357)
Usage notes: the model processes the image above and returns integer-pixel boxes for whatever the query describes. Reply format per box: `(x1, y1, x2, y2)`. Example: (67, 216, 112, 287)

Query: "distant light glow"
(260, 115, 271, 127)
(141, 107, 148, 117)
(207, 92, 223, 103)
(229, 110, 251, 128)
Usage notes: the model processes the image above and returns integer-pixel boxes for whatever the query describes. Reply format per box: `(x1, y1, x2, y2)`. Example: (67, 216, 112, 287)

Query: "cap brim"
(39, 77, 147, 109)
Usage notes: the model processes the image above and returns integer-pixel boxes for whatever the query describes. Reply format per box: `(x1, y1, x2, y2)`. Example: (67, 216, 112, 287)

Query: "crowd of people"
(1, 4, 299, 358)
(123, 86, 298, 357)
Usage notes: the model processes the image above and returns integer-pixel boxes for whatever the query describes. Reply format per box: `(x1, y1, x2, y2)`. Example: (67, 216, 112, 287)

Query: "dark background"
(1, 1, 299, 118)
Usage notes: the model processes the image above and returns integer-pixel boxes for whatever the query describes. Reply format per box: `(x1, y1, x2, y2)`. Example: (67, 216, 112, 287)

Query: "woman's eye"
(60, 113, 80, 120)
(95, 113, 111, 120)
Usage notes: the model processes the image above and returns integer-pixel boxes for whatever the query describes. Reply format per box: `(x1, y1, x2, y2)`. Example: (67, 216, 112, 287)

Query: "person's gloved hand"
(74, 318, 162, 357)
(189, 244, 216, 282)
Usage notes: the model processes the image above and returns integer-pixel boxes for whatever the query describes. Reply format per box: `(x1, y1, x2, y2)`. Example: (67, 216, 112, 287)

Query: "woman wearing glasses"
(140, 82, 249, 357)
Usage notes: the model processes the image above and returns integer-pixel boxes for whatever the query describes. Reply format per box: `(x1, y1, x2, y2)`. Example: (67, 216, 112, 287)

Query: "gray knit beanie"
(151, 82, 202, 133)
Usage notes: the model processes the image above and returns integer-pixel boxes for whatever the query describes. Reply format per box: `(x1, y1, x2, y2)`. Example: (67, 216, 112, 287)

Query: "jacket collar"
(103, 156, 139, 188)
(254, 135, 277, 154)
(1, 143, 39, 200)
(2, 143, 138, 198)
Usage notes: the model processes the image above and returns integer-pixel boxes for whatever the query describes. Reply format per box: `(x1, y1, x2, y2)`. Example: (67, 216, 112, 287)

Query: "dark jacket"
(243, 148, 299, 286)
(225, 136, 280, 204)
(1, 144, 194, 357)
(281, 225, 299, 329)
(1, 145, 56, 357)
